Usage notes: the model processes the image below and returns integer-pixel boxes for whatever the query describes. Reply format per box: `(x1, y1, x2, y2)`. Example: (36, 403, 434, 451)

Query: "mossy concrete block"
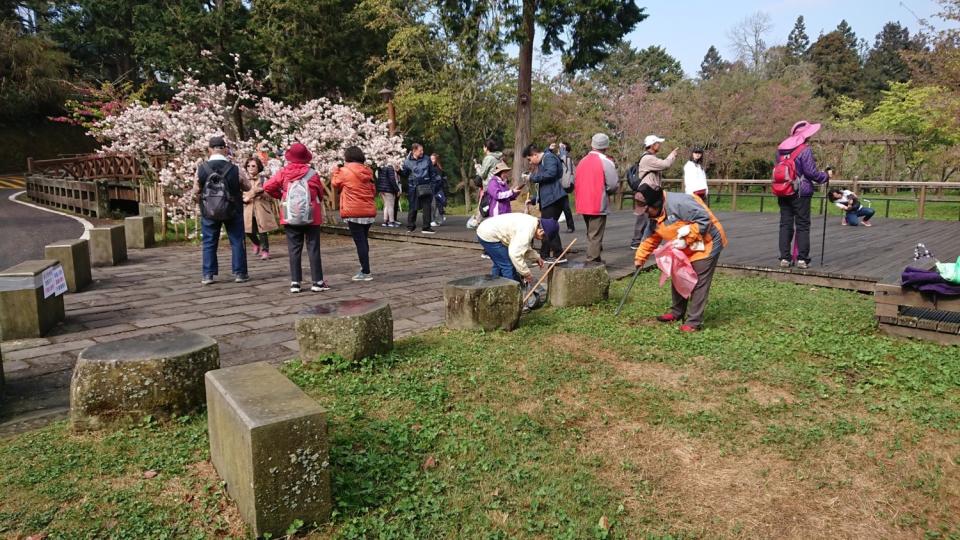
(124, 216, 155, 249)
(89, 224, 127, 266)
(205, 362, 331, 537)
(296, 299, 393, 361)
(70, 331, 219, 431)
(44, 238, 91, 292)
(548, 262, 610, 307)
(0, 259, 65, 340)
(444, 275, 521, 331)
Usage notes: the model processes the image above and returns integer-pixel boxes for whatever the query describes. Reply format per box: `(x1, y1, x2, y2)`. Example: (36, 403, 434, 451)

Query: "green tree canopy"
(809, 30, 861, 106)
(699, 45, 728, 80)
(786, 15, 810, 61)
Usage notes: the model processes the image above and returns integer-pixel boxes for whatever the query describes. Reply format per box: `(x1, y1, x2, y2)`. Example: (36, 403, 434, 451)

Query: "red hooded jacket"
(263, 163, 325, 226)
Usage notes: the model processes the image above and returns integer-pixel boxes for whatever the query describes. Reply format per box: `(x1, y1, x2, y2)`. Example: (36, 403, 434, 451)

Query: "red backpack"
(771, 144, 806, 197)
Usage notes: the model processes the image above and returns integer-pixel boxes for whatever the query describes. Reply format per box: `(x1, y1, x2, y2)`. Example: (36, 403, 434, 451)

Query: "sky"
(628, 0, 949, 75)
(535, 0, 952, 76)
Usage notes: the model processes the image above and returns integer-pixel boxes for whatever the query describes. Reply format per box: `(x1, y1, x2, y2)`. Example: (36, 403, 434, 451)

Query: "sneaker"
(252, 245, 261, 255)
(201, 275, 215, 285)
(797, 260, 809, 269)
(430, 221, 439, 227)
(778, 259, 791, 268)
(679, 324, 699, 333)
(543, 257, 557, 265)
(311, 281, 331, 292)
(480, 253, 491, 260)
(234, 273, 250, 283)
(352, 272, 373, 282)
(381, 222, 390, 227)
(629, 244, 640, 250)
(290, 282, 301, 294)
(862, 221, 872, 227)
(421, 229, 436, 234)
(566, 228, 576, 233)
(260, 250, 270, 260)
(391, 221, 403, 227)
(656, 313, 678, 323)
(407, 227, 416, 232)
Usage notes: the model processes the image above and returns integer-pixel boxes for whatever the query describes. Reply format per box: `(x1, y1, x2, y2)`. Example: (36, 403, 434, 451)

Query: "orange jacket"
(634, 192, 727, 267)
(331, 163, 376, 219)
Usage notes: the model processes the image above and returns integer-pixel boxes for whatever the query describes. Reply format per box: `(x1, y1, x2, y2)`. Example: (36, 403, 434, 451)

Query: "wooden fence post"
(731, 181, 738, 211)
(918, 185, 927, 220)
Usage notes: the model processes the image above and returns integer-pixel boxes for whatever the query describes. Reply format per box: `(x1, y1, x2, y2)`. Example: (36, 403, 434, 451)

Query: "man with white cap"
(573, 133, 620, 262)
(630, 135, 679, 249)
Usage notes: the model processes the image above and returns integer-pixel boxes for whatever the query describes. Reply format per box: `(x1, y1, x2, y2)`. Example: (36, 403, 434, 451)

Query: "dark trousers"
(631, 212, 649, 247)
(348, 221, 372, 274)
(285, 224, 323, 284)
(479, 238, 522, 282)
(669, 255, 719, 329)
(539, 197, 565, 258)
(560, 196, 575, 231)
(778, 195, 812, 262)
(582, 215, 606, 262)
(201, 212, 247, 277)
(407, 194, 433, 230)
(247, 215, 269, 251)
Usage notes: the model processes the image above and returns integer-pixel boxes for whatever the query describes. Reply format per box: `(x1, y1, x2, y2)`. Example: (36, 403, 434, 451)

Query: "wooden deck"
(324, 209, 960, 292)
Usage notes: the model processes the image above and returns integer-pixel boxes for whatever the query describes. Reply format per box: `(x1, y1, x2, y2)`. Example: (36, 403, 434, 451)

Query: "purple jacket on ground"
(486, 177, 517, 217)
(901, 266, 960, 296)
(776, 146, 829, 197)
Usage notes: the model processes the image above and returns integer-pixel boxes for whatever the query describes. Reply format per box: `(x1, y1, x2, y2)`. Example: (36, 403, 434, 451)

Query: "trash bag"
(523, 283, 548, 311)
(936, 256, 960, 284)
(466, 214, 480, 229)
(653, 244, 698, 299)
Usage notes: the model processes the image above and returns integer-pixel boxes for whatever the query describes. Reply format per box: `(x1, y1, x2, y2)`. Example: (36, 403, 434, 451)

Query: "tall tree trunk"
(512, 0, 535, 185)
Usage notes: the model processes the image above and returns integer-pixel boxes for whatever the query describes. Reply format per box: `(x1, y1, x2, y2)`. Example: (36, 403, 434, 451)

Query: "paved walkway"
(0, 233, 498, 435)
(0, 188, 84, 269)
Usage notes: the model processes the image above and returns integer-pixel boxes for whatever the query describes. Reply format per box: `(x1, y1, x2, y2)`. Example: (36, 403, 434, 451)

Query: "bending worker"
(633, 185, 727, 333)
(476, 214, 559, 284)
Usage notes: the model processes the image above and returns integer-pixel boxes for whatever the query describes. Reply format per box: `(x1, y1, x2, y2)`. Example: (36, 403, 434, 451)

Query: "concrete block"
(296, 299, 392, 361)
(444, 275, 521, 331)
(205, 362, 331, 537)
(89, 224, 127, 266)
(125, 215, 155, 249)
(70, 331, 219, 431)
(44, 238, 91, 292)
(0, 259, 65, 340)
(548, 262, 610, 307)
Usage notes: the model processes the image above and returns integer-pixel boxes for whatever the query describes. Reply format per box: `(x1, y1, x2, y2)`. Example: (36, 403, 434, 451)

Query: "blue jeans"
(478, 238, 521, 282)
(201, 212, 247, 277)
(846, 206, 875, 226)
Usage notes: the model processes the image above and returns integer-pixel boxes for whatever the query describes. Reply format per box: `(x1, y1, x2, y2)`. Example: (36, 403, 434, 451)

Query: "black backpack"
(478, 191, 493, 218)
(200, 163, 236, 221)
(626, 157, 654, 192)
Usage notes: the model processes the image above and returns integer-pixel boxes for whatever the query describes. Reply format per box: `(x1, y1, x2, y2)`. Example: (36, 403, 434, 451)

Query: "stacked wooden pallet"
(875, 282, 960, 345)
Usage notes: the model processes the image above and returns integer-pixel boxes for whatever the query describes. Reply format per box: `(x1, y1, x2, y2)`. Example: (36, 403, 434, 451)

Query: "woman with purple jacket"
(775, 120, 834, 269)
(486, 161, 521, 217)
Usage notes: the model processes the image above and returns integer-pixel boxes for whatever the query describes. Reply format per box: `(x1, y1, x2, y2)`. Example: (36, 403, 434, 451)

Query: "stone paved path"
(0, 232, 498, 435)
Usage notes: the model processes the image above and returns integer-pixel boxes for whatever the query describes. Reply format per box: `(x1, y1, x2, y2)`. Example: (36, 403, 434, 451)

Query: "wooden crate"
(874, 283, 960, 345)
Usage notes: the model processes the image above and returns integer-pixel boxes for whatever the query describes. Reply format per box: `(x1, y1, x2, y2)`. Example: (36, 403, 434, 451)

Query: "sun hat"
(284, 142, 313, 164)
(591, 133, 610, 150)
(491, 161, 511, 176)
(644, 135, 665, 148)
(778, 120, 822, 150)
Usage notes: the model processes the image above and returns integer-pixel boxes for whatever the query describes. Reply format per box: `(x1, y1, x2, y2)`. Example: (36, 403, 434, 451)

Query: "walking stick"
(522, 238, 577, 304)
(820, 179, 830, 266)
(614, 266, 642, 316)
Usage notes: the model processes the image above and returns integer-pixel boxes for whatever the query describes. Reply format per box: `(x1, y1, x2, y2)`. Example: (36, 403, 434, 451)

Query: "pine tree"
(809, 30, 861, 105)
(786, 15, 810, 60)
(862, 21, 918, 106)
(836, 20, 858, 52)
(699, 45, 727, 80)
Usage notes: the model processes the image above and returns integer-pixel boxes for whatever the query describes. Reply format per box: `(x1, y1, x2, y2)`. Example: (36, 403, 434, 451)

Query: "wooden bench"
(875, 282, 960, 346)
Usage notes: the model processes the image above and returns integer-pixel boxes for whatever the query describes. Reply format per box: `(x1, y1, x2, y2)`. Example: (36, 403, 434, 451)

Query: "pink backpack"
(772, 144, 806, 197)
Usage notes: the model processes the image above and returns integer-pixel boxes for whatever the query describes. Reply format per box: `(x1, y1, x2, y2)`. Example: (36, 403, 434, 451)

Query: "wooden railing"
(617, 178, 960, 220)
(27, 153, 167, 181)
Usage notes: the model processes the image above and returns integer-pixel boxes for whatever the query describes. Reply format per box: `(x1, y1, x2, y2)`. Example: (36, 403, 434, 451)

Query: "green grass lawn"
(2, 274, 958, 539)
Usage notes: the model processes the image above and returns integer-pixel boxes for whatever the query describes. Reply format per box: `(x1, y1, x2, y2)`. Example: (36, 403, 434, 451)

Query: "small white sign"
(42, 264, 68, 298)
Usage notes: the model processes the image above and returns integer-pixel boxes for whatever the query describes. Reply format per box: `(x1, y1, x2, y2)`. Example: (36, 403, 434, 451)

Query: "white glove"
(671, 238, 687, 250)
(676, 225, 691, 238)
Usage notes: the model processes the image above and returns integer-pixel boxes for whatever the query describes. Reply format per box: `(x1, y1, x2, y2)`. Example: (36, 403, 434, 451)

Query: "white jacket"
(476, 213, 540, 277)
(683, 161, 708, 195)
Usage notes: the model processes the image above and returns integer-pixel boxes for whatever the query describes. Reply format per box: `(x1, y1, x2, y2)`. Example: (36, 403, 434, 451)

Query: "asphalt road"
(0, 189, 84, 269)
